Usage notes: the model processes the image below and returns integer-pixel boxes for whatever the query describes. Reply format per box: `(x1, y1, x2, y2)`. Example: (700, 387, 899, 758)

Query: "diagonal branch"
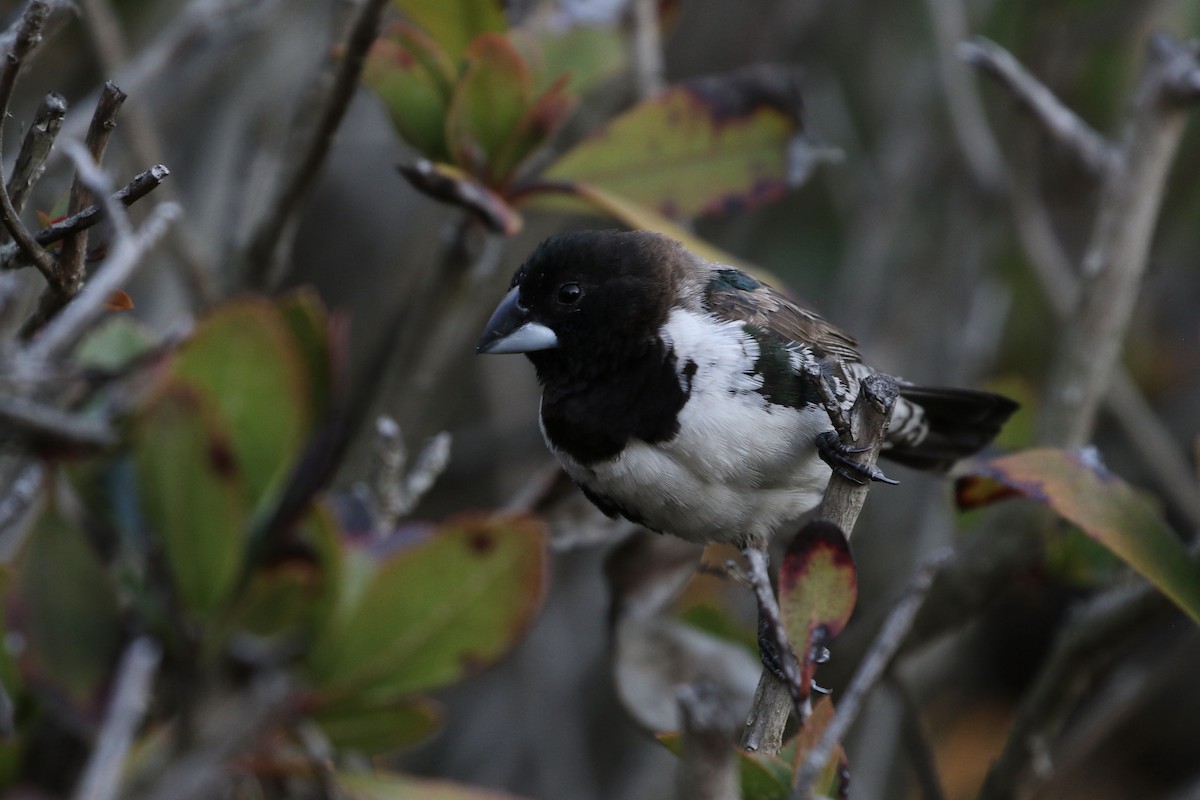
(959, 36, 1119, 176)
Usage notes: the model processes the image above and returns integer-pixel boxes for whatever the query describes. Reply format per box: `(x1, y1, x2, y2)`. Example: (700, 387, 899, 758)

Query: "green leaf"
(510, 25, 626, 95)
(542, 69, 805, 219)
(365, 22, 456, 161)
(167, 297, 311, 513)
(445, 33, 533, 183)
(956, 448, 1200, 626)
(337, 770, 530, 800)
(15, 497, 121, 711)
(278, 287, 335, 419)
(314, 694, 441, 755)
(134, 387, 250, 617)
(308, 515, 547, 697)
(391, 0, 507, 62)
(779, 521, 857, 698)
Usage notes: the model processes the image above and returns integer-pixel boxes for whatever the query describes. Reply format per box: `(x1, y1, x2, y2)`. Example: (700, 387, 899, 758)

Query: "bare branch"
(54, 81, 128, 293)
(792, 549, 950, 799)
(0, 1, 58, 283)
(960, 36, 1119, 176)
(1041, 31, 1200, 448)
(23, 200, 180, 365)
(0, 394, 117, 448)
(240, 0, 390, 290)
(0, 165, 171, 270)
(4, 92, 67, 228)
(741, 373, 898, 753)
(74, 637, 162, 800)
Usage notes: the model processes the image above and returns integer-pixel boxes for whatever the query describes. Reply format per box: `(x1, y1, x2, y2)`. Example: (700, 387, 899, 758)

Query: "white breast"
(548, 308, 836, 546)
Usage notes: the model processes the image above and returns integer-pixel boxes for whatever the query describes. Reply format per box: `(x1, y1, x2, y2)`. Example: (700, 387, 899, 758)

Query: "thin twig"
(54, 81, 128, 293)
(978, 580, 1173, 799)
(240, 0, 390, 290)
(0, 394, 117, 448)
(1040, 31, 1200, 448)
(741, 373, 898, 753)
(888, 673, 947, 800)
(23, 200, 180, 365)
(0, 165, 171, 270)
(5, 92, 67, 230)
(632, 0, 665, 99)
(0, 1, 58, 283)
(959, 36, 1119, 176)
(73, 637, 162, 800)
(792, 549, 951, 799)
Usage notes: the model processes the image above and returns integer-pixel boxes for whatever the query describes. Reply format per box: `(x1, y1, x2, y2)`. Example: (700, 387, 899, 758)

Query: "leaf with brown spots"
(134, 386, 251, 618)
(957, 448, 1200, 626)
(539, 65, 821, 220)
(307, 515, 547, 698)
(779, 521, 857, 702)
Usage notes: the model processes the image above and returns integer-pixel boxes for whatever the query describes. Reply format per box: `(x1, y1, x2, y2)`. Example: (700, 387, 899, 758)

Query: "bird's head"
(476, 230, 693, 357)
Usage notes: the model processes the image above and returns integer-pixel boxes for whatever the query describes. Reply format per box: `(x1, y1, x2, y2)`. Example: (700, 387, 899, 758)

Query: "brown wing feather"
(701, 268, 861, 362)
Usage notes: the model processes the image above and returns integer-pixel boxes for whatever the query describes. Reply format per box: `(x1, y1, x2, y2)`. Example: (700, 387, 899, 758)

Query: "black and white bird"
(477, 230, 1017, 549)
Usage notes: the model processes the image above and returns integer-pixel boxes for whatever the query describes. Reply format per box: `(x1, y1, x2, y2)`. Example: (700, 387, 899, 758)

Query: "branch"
(632, 0, 665, 99)
(0, 165, 171, 270)
(4, 92, 67, 228)
(240, 0, 390, 290)
(792, 549, 950, 799)
(741, 373, 898, 753)
(978, 580, 1173, 799)
(0, 1, 57, 283)
(1040, 31, 1200, 448)
(0, 394, 117, 448)
(676, 682, 742, 800)
(73, 637, 162, 800)
(53, 81, 128, 293)
(22, 200, 180, 365)
(959, 36, 1118, 176)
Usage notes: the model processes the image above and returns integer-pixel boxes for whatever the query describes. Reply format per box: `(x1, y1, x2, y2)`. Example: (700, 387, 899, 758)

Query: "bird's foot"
(816, 431, 899, 485)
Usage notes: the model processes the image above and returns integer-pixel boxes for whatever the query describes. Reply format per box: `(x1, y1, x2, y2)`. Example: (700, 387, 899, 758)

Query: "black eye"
(556, 282, 583, 305)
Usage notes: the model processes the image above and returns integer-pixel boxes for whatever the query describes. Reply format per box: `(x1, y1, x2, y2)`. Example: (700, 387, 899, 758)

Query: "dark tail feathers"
(883, 385, 1018, 472)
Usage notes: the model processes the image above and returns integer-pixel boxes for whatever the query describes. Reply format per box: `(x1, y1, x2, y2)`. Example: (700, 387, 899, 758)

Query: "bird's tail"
(882, 385, 1018, 472)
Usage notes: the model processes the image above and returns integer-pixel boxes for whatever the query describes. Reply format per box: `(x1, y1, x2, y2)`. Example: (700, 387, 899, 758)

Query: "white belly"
(547, 309, 837, 545)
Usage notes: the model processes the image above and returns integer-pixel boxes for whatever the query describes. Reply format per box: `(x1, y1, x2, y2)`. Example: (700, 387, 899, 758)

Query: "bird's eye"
(556, 282, 583, 306)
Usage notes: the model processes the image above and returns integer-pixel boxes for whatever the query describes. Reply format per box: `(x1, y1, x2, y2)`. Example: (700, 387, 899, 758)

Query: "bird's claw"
(816, 431, 899, 486)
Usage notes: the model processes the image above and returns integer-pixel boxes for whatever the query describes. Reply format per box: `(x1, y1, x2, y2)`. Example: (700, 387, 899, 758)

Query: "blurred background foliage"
(1, 0, 1199, 798)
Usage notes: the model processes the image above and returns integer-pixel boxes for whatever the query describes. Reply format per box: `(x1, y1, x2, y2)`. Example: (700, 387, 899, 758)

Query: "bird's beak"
(476, 287, 559, 354)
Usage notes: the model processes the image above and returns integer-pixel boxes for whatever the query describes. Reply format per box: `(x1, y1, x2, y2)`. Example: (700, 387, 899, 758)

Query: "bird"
(476, 229, 1018, 551)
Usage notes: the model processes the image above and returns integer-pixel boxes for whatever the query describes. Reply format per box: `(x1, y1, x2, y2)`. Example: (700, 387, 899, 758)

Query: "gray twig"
(73, 637, 162, 800)
(632, 0, 665, 99)
(53, 81, 128, 293)
(0, 394, 117, 449)
(792, 549, 950, 799)
(959, 36, 1118, 176)
(240, 0, 390, 290)
(676, 682, 742, 800)
(0, 1, 58, 283)
(0, 165, 171, 271)
(1039, 31, 1200, 448)
(741, 373, 898, 753)
(4, 92, 67, 232)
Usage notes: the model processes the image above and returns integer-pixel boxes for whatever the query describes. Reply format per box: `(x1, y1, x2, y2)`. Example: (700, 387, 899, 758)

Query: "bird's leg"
(740, 544, 808, 720)
(816, 430, 900, 485)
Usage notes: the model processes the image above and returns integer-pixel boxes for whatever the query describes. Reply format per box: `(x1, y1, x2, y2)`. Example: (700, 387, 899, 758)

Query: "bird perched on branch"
(477, 229, 1017, 549)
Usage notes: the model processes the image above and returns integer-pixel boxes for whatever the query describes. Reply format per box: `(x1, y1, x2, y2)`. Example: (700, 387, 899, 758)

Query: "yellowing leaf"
(338, 770, 529, 800)
(542, 69, 807, 219)
(957, 448, 1200, 626)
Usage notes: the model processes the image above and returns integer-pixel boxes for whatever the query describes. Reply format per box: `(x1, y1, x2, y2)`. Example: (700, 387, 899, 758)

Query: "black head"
(476, 230, 694, 358)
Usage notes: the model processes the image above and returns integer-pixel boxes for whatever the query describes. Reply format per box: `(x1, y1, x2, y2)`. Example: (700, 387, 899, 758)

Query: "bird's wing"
(700, 267, 861, 362)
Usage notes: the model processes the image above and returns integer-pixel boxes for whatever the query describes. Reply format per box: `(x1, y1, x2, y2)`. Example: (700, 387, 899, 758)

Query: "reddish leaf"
(779, 521, 857, 699)
(491, 75, 578, 186)
(391, 0, 507, 62)
(957, 448, 1200, 626)
(105, 289, 134, 311)
(445, 34, 534, 184)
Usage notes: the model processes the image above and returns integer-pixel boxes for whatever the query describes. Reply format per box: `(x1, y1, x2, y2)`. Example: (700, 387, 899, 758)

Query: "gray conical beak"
(476, 287, 559, 354)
